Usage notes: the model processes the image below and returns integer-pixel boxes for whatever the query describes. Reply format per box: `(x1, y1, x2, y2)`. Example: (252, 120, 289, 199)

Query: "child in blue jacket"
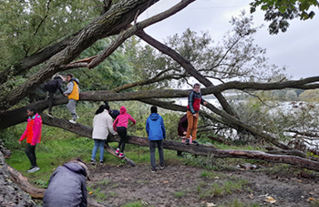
(146, 106, 166, 173)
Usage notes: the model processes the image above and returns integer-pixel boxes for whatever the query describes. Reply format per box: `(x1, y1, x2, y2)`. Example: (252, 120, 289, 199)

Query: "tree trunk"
(42, 116, 319, 171)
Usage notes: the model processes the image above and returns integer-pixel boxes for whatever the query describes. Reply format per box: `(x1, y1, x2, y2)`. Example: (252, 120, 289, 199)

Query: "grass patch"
(123, 201, 151, 207)
(174, 191, 185, 197)
(199, 179, 248, 198)
(200, 170, 226, 179)
(219, 199, 261, 207)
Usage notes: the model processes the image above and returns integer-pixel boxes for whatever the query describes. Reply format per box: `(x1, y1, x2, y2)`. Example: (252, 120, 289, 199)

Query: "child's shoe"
(115, 148, 120, 155)
(119, 153, 125, 158)
(91, 159, 96, 165)
(99, 161, 103, 165)
(151, 168, 157, 173)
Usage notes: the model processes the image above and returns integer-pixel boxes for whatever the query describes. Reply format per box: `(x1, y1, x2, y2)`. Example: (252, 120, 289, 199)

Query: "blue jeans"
(91, 139, 106, 161)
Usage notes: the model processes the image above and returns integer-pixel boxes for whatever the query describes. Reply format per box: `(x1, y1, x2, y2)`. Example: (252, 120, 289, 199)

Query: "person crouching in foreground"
(43, 159, 89, 207)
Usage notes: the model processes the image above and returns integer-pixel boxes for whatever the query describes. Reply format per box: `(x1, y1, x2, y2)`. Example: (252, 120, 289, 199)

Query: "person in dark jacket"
(145, 106, 166, 173)
(44, 75, 65, 118)
(177, 114, 188, 157)
(186, 83, 207, 146)
(43, 159, 89, 207)
(104, 101, 120, 119)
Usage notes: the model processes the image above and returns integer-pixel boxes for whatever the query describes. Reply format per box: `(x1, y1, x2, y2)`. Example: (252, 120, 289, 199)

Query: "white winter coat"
(92, 109, 116, 140)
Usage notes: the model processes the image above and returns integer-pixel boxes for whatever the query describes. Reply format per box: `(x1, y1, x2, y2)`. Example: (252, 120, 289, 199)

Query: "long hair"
(26, 107, 37, 114)
(95, 105, 105, 115)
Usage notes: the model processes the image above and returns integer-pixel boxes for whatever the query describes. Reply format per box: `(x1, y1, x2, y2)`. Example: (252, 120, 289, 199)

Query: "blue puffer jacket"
(43, 162, 87, 207)
(146, 113, 166, 141)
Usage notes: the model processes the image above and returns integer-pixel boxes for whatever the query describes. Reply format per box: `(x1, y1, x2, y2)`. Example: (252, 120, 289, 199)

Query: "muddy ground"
(87, 161, 319, 207)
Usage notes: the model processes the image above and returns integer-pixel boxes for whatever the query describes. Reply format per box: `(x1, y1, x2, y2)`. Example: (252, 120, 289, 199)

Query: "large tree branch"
(87, 0, 196, 69)
(0, 0, 159, 111)
(136, 30, 238, 117)
(41, 116, 319, 172)
(2, 76, 319, 129)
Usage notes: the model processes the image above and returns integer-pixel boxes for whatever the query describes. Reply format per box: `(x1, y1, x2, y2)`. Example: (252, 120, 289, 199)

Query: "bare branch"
(88, 0, 196, 69)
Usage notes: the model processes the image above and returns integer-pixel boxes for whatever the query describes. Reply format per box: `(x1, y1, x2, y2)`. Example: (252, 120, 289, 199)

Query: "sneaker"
(185, 139, 190, 145)
(69, 120, 76, 124)
(151, 168, 157, 173)
(27, 166, 40, 173)
(115, 148, 120, 155)
(91, 159, 96, 165)
(192, 140, 199, 146)
(47, 113, 54, 118)
(119, 153, 125, 158)
(99, 161, 103, 165)
(160, 165, 165, 170)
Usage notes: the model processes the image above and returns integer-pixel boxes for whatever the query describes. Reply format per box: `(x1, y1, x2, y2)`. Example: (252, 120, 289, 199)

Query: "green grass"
(219, 199, 261, 207)
(199, 179, 249, 198)
(174, 191, 185, 197)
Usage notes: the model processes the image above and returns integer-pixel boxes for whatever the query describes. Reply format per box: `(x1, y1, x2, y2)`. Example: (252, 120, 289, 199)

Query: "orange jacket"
(68, 81, 79, 100)
(20, 113, 42, 145)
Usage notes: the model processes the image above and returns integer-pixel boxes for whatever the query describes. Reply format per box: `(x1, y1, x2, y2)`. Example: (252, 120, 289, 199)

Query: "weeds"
(174, 191, 185, 197)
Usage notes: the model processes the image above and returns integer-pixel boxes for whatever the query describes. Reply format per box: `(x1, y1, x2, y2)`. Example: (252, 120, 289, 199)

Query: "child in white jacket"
(91, 105, 117, 165)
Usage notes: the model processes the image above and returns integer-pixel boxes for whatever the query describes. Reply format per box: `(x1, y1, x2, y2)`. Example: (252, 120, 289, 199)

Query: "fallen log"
(266, 150, 307, 158)
(208, 136, 232, 146)
(105, 143, 136, 167)
(7, 165, 45, 199)
(42, 116, 319, 172)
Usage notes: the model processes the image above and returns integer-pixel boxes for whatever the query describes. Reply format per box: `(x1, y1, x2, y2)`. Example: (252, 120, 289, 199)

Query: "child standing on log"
(113, 106, 136, 158)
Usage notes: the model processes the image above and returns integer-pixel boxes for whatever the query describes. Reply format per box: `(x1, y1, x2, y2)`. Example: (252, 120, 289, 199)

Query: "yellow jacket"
(67, 81, 79, 100)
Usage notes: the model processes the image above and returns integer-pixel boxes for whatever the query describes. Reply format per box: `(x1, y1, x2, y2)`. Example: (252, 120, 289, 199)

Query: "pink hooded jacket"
(20, 113, 42, 146)
(113, 106, 136, 131)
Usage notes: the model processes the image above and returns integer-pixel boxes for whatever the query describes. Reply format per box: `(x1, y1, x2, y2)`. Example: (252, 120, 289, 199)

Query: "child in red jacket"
(113, 106, 136, 158)
(19, 107, 42, 173)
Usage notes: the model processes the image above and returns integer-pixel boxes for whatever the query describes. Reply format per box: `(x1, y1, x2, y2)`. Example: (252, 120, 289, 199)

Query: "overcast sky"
(138, 0, 319, 80)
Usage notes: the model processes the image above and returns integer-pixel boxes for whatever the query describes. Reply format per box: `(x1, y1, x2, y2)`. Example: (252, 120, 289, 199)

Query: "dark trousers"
(25, 143, 37, 167)
(117, 127, 127, 153)
(48, 91, 54, 113)
(149, 139, 164, 169)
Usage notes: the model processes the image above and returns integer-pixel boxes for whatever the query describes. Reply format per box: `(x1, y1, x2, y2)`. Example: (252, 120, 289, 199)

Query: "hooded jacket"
(19, 113, 42, 146)
(64, 77, 80, 100)
(92, 109, 116, 140)
(146, 113, 166, 141)
(44, 76, 64, 94)
(178, 114, 188, 137)
(113, 106, 136, 131)
(43, 162, 87, 207)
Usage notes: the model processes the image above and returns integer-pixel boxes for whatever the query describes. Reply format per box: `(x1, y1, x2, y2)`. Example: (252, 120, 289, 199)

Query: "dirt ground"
(87, 162, 319, 207)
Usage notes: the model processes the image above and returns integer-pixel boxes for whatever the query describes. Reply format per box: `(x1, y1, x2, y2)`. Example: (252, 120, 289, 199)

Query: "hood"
(70, 77, 79, 84)
(63, 162, 87, 177)
(149, 113, 160, 121)
(120, 106, 127, 114)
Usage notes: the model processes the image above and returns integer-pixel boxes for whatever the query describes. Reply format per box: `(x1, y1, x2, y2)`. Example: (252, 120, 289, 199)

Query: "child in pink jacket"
(113, 106, 136, 158)
(19, 107, 42, 173)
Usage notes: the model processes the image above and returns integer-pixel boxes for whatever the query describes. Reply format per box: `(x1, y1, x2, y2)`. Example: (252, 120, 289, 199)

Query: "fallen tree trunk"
(208, 136, 233, 146)
(42, 116, 319, 171)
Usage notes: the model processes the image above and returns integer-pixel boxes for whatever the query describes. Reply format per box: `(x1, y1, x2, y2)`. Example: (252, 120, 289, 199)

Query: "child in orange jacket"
(19, 107, 42, 173)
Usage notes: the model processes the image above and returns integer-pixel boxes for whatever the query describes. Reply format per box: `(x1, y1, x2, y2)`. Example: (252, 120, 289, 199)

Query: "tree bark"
(42, 116, 319, 172)
(0, 0, 159, 111)
(208, 136, 233, 146)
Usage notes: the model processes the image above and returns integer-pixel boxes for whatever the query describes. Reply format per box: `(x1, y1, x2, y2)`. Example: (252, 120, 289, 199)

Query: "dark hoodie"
(44, 76, 64, 94)
(146, 113, 166, 141)
(178, 114, 188, 136)
(43, 162, 87, 207)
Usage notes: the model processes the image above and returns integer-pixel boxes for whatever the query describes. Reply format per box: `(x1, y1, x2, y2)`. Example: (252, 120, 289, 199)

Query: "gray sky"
(138, 0, 319, 80)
